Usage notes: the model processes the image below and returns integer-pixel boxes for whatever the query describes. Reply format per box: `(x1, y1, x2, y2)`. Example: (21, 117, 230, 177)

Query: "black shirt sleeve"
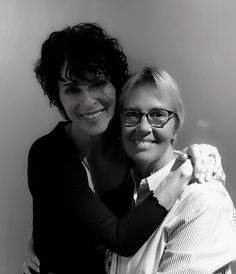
(28, 129, 167, 258)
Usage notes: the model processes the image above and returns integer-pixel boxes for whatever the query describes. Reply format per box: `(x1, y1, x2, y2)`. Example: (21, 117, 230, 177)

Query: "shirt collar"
(131, 155, 178, 190)
(147, 157, 177, 191)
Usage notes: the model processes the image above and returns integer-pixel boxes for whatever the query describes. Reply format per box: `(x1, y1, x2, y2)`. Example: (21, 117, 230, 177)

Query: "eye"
(150, 110, 168, 119)
(65, 88, 82, 94)
(90, 79, 108, 88)
(123, 111, 140, 124)
(124, 111, 139, 118)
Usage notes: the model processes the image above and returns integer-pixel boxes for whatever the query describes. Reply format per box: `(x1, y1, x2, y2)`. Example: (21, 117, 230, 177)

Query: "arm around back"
(28, 123, 168, 259)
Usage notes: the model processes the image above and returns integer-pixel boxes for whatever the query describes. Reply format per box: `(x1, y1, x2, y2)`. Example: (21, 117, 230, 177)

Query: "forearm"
(104, 195, 167, 256)
(70, 186, 168, 256)
(29, 166, 168, 257)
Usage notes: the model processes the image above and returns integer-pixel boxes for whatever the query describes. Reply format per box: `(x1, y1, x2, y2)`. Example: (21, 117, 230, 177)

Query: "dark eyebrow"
(58, 75, 79, 88)
(62, 81, 75, 87)
(58, 81, 76, 89)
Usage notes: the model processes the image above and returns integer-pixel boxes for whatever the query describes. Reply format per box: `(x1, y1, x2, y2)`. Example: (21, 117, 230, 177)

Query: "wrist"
(153, 189, 174, 210)
(150, 191, 170, 211)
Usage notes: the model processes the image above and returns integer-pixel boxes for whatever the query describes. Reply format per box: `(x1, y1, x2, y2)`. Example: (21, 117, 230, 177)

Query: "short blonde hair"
(119, 67, 185, 133)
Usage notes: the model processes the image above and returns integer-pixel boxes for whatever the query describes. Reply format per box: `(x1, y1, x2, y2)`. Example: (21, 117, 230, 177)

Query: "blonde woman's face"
(121, 83, 177, 171)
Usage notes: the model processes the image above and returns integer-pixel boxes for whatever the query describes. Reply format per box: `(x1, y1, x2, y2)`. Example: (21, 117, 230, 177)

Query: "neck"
(66, 123, 104, 159)
(137, 147, 175, 178)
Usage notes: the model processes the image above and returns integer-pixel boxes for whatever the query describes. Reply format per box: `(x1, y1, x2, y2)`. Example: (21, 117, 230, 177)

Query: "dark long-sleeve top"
(28, 121, 168, 273)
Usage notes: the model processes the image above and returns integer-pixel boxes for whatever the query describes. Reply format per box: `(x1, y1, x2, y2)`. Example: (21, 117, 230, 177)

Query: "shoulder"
(164, 181, 236, 250)
(29, 121, 70, 156)
(28, 122, 87, 189)
(27, 121, 82, 173)
(175, 180, 235, 218)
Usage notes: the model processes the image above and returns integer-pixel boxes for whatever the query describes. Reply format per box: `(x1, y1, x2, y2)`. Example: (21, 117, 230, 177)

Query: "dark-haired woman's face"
(58, 71, 116, 136)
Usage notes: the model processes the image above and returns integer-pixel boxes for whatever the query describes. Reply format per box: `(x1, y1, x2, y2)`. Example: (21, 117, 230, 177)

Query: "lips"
(80, 109, 105, 120)
(132, 139, 156, 147)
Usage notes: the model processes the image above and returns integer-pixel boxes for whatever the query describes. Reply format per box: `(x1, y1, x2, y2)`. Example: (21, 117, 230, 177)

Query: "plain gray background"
(0, 0, 235, 273)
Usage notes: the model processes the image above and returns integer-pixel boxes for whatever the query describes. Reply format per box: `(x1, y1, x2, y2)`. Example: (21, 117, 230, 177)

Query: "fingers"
(22, 256, 40, 273)
(31, 254, 40, 268)
(172, 151, 188, 171)
(181, 159, 194, 178)
(209, 152, 226, 184)
(23, 238, 40, 273)
(211, 165, 226, 185)
(204, 155, 216, 182)
(198, 153, 212, 184)
(197, 144, 223, 184)
(23, 262, 30, 274)
(183, 144, 225, 184)
(174, 150, 188, 162)
(183, 144, 201, 180)
(172, 158, 193, 177)
(23, 262, 34, 274)
(155, 159, 193, 210)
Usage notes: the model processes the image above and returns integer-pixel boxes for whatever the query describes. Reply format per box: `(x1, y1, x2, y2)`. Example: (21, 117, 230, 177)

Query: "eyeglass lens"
(122, 109, 173, 127)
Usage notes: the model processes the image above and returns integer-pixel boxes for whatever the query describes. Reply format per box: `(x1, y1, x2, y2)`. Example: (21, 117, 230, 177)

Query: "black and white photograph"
(0, 0, 236, 273)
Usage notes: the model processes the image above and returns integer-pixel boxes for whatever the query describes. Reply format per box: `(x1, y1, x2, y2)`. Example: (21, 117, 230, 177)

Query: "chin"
(86, 123, 110, 136)
(132, 151, 157, 164)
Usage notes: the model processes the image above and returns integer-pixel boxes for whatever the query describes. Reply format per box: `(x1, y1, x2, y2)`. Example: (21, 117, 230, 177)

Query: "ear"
(171, 132, 177, 146)
(171, 116, 179, 146)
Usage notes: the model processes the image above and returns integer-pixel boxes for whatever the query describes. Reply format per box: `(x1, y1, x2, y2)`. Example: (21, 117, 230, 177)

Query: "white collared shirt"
(110, 160, 236, 274)
(132, 158, 177, 206)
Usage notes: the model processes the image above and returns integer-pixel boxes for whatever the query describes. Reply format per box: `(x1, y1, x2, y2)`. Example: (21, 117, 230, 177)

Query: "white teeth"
(82, 110, 103, 120)
(134, 141, 154, 147)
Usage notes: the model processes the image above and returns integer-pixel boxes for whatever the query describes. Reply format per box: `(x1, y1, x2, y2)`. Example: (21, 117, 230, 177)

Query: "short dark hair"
(34, 23, 129, 119)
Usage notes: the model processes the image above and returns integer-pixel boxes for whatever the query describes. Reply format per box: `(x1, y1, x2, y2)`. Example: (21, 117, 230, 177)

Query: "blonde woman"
(109, 67, 236, 273)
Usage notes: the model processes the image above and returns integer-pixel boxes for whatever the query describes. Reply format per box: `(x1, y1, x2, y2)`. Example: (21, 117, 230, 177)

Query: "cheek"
(154, 127, 176, 143)
(59, 95, 78, 118)
(59, 95, 68, 113)
(153, 119, 176, 142)
(96, 86, 116, 115)
(104, 84, 116, 96)
(103, 85, 116, 103)
(121, 127, 132, 149)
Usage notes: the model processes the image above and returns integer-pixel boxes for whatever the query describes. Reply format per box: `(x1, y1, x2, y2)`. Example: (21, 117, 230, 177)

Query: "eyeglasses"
(120, 109, 175, 127)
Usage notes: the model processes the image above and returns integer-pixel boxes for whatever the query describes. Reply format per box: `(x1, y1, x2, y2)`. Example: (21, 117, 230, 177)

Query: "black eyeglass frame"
(120, 109, 175, 128)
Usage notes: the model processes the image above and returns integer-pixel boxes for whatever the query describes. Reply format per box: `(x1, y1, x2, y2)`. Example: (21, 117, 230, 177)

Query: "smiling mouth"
(133, 140, 156, 147)
(81, 109, 105, 120)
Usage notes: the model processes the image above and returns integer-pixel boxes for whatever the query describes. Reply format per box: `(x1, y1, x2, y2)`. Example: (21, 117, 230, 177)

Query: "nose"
(81, 89, 97, 107)
(135, 115, 152, 134)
